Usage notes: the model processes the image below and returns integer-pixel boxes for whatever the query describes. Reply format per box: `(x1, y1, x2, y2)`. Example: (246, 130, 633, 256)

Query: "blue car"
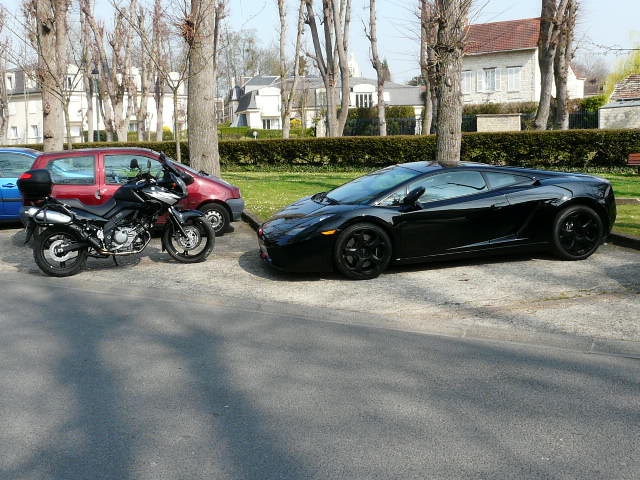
(0, 147, 40, 222)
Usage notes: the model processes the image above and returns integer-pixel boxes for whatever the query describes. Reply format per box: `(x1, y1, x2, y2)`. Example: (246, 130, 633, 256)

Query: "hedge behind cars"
(18, 128, 640, 171)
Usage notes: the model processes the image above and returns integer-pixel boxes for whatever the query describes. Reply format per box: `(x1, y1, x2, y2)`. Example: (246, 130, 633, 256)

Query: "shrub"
(23, 128, 640, 171)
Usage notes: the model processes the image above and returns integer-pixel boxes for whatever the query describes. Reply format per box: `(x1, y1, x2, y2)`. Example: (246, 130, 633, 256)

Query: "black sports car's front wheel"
(334, 223, 392, 280)
(552, 205, 603, 260)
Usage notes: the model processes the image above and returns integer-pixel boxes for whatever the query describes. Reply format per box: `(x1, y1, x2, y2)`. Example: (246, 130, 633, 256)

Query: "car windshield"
(326, 165, 419, 205)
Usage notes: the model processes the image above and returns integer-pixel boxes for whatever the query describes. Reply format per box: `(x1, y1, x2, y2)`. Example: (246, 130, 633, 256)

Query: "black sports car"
(257, 162, 616, 280)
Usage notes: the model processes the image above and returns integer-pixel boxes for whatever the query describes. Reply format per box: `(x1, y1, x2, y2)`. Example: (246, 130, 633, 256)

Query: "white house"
(462, 18, 585, 105)
(599, 74, 640, 129)
(3, 66, 187, 145)
(229, 75, 424, 134)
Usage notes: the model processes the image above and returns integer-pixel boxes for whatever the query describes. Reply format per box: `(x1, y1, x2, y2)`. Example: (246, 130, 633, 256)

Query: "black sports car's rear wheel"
(552, 205, 603, 260)
(334, 223, 391, 280)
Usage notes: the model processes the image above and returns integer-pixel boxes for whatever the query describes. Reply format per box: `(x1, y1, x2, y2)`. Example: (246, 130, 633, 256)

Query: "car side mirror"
(402, 186, 425, 209)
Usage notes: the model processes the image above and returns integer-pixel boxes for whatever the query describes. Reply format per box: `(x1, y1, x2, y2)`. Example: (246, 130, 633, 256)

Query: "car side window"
(484, 172, 532, 189)
(47, 156, 96, 184)
(0, 153, 35, 178)
(410, 171, 488, 203)
(104, 154, 163, 184)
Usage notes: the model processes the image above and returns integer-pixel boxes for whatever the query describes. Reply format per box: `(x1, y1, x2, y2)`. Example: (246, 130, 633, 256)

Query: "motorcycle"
(18, 154, 215, 277)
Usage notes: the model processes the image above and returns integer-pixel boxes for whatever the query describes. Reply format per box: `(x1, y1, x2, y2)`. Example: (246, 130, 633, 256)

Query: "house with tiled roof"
(462, 18, 584, 105)
(599, 74, 640, 129)
(229, 75, 423, 134)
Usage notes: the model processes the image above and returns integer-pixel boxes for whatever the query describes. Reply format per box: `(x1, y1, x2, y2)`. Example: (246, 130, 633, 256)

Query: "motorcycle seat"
(62, 198, 117, 217)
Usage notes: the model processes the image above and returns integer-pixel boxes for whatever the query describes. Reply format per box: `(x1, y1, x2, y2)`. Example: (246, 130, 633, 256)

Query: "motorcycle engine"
(104, 223, 147, 252)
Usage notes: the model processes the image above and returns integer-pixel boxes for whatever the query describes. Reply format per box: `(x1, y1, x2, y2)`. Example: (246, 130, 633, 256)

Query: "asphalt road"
(1, 272, 639, 480)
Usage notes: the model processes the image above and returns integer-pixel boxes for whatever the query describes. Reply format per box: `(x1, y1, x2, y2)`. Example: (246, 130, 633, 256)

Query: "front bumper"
(258, 231, 335, 273)
(227, 198, 245, 221)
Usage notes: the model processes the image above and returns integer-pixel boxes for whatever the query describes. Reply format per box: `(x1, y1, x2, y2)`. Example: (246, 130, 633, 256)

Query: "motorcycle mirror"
(181, 172, 194, 186)
(130, 158, 140, 170)
(402, 186, 426, 208)
(146, 159, 152, 173)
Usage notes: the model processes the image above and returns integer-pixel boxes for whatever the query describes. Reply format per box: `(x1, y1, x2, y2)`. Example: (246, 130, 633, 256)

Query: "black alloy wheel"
(201, 203, 230, 236)
(552, 205, 604, 260)
(334, 223, 392, 280)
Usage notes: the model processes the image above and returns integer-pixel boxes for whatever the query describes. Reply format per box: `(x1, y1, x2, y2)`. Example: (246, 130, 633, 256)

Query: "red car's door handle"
(95, 188, 107, 199)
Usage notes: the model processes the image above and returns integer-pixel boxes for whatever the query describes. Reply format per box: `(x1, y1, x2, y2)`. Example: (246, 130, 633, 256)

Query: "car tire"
(334, 223, 392, 280)
(200, 203, 230, 236)
(552, 205, 603, 260)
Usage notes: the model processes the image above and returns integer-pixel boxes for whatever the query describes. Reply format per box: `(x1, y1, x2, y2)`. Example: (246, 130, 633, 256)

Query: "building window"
(355, 93, 372, 108)
(262, 119, 272, 130)
(128, 121, 138, 132)
(462, 70, 474, 94)
(66, 75, 75, 90)
(5, 74, 14, 91)
(10, 126, 19, 139)
(30, 125, 39, 138)
(316, 91, 327, 107)
(507, 66, 521, 92)
(484, 68, 497, 92)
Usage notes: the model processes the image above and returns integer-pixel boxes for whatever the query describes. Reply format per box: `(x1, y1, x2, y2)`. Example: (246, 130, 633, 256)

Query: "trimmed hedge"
(12, 128, 640, 170)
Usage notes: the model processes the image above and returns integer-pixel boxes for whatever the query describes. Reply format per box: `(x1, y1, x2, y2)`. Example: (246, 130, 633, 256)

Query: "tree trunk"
(155, 77, 164, 141)
(420, 0, 437, 135)
(553, 0, 577, 130)
(368, 0, 386, 136)
(186, 0, 224, 175)
(35, 0, 68, 151)
(279, 0, 305, 139)
(172, 88, 181, 162)
(534, 0, 570, 130)
(434, 0, 470, 167)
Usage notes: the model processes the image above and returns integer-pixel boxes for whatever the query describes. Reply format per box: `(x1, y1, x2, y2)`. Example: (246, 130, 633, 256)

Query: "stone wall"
(476, 114, 522, 132)
(599, 102, 640, 129)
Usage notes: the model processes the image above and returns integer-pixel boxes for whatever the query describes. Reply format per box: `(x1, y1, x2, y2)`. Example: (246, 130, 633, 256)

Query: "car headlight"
(286, 214, 335, 237)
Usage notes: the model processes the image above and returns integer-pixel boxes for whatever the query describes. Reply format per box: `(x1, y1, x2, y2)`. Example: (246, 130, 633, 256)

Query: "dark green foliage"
(579, 95, 608, 112)
(17, 129, 640, 171)
(463, 102, 539, 115)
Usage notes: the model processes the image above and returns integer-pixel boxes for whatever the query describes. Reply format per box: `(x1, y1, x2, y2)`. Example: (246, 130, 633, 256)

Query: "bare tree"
(26, 0, 70, 151)
(132, 3, 153, 141)
(185, 0, 225, 174)
(419, 0, 438, 135)
(534, 0, 570, 130)
(553, 0, 577, 130)
(278, 0, 305, 138)
(152, 0, 166, 141)
(304, 0, 352, 137)
(365, 0, 386, 136)
(433, 0, 471, 166)
(82, 0, 137, 142)
(0, 10, 9, 144)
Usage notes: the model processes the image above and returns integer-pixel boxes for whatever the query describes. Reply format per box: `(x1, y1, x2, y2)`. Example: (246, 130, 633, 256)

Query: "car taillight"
(20, 172, 33, 180)
(231, 186, 241, 198)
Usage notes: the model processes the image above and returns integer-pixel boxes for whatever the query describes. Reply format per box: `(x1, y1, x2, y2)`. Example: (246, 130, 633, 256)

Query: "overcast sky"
(2, 0, 638, 83)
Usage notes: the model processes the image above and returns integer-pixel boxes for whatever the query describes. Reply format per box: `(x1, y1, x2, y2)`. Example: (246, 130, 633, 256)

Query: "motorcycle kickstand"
(112, 256, 119, 266)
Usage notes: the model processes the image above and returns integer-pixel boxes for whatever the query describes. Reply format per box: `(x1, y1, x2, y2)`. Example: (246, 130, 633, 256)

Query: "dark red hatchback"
(27, 147, 244, 235)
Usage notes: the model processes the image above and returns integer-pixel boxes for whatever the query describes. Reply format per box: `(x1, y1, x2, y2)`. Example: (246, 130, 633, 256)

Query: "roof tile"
(465, 18, 540, 55)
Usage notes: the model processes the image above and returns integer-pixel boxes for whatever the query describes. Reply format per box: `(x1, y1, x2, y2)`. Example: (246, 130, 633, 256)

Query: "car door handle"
(95, 188, 107, 199)
(2, 183, 15, 188)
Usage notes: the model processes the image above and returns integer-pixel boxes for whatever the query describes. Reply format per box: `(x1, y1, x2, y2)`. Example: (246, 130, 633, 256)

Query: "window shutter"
(476, 71, 485, 92)
(495, 69, 503, 91)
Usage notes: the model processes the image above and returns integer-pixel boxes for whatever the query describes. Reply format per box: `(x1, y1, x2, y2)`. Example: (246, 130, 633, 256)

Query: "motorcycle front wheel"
(162, 217, 215, 263)
(33, 226, 88, 277)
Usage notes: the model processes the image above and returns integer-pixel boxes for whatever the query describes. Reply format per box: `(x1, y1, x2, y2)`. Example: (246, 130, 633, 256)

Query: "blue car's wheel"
(552, 205, 603, 260)
(334, 223, 391, 280)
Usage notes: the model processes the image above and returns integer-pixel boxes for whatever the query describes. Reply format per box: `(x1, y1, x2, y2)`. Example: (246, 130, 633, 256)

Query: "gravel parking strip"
(1, 221, 639, 353)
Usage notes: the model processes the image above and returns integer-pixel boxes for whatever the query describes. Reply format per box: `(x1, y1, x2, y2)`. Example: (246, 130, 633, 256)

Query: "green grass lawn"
(223, 170, 640, 238)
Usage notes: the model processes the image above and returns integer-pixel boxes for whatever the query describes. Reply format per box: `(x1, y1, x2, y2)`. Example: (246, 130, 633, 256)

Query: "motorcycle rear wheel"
(33, 226, 88, 277)
(162, 217, 215, 263)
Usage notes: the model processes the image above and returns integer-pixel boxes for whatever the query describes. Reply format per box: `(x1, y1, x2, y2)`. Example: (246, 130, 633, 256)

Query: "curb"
(608, 232, 640, 250)
(241, 210, 262, 231)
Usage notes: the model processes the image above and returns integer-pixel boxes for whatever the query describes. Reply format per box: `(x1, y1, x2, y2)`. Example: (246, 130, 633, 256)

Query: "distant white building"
(463, 18, 585, 105)
(228, 75, 424, 135)
(2, 65, 187, 145)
